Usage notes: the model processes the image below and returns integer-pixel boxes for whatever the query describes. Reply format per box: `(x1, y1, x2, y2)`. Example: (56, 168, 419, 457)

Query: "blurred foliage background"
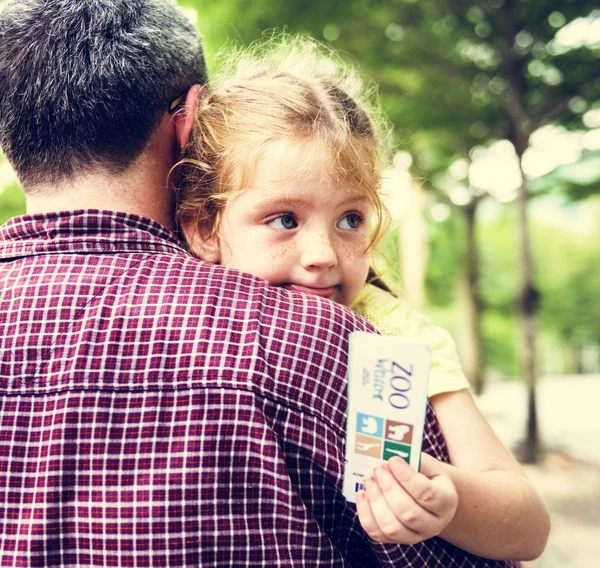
(1, 0, 599, 457)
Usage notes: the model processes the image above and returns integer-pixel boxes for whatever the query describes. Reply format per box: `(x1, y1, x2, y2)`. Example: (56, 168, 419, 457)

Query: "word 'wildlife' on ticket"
(343, 332, 431, 503)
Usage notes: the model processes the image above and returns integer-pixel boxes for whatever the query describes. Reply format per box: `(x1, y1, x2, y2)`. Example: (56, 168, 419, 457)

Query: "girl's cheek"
(268, 241, 296, 261)
(346, 239, 370, 262)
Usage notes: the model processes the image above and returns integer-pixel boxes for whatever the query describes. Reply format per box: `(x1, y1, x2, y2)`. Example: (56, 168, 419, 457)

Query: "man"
(0, 1, 520, 566)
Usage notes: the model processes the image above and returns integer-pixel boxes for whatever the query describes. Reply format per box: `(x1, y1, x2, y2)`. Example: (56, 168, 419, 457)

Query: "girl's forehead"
(247, 138, 368, 195)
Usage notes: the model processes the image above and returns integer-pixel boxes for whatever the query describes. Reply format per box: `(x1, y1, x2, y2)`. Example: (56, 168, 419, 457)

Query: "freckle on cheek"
(269, 243, 293, 260)
(347, 244, 368, 260)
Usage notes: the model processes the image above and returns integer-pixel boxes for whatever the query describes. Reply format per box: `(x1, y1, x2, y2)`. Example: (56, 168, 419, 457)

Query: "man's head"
(0, 0, 206, 191)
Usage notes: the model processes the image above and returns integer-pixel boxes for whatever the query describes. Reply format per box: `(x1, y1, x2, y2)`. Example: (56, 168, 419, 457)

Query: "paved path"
(475, 375, 600, 568)
(475, 374, 600, 465)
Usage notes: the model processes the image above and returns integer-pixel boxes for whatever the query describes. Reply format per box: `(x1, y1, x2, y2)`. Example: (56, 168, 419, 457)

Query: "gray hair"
(0, 0, 207, 189)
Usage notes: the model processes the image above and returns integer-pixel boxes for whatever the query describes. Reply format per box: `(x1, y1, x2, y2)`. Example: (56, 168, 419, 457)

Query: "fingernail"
(402, 510, 418, 523)
(362, 475, 375, 488)
(389, 456, 406, 472)
(374, 465, 388, 481)
(421, 489, 435, 502)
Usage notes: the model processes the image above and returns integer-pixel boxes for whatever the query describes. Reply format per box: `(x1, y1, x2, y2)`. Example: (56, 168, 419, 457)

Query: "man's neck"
(21, 111, 186, 231)
(25, 162, 175, 231)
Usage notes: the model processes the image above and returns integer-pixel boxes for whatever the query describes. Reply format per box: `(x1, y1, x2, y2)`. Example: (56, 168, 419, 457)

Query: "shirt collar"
(0, 209, 187, 260)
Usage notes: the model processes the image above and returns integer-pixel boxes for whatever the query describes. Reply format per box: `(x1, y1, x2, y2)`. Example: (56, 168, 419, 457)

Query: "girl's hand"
(356, 453, 458, 545)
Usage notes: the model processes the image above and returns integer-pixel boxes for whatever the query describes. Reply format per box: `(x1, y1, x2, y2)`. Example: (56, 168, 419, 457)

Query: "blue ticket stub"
(343, 332, 430, 502)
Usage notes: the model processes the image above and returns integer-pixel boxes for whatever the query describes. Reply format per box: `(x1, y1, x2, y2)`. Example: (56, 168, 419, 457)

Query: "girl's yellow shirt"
(351, 284, 470, 398)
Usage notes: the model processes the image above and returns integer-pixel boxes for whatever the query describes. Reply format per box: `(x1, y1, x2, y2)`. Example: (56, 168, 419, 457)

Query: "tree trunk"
(461, 199, 485, 395)
(399, 180, 428, 309)
(501, 0, 542, 464)
(516, 174, 542, 464)
(564, 342, 581, 375)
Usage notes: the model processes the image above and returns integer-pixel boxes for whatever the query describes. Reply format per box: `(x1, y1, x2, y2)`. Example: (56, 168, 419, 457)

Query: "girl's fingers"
(390, 454, 459, 519)
(372, 462, 442, 537)
(355, 490, 392, 543)
(360, 471, 423, 544)
(356, 456, 459, 545)
(385, 457, 440, 514)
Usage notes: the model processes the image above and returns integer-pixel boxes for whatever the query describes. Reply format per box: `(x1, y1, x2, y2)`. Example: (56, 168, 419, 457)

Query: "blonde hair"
(176, 35, 391, 246)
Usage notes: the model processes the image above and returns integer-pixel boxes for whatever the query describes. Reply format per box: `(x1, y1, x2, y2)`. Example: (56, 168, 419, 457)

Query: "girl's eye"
(337, 212, 364, 231)
(267, 213, 298, 230)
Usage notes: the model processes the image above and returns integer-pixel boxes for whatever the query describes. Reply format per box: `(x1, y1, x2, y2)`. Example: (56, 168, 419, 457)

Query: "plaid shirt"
(0, 210, 520, 567)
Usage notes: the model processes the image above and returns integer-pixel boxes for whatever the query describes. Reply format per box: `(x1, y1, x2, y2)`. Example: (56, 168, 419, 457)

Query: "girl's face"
(185, 141, 373, 306)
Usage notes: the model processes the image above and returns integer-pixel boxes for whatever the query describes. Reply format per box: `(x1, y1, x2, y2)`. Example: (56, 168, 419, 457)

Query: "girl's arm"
(433, 388, 549, 559)
(356, 388, 550, 561)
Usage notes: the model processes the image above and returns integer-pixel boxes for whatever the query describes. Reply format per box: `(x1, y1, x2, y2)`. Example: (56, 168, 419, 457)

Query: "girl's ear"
(180, 218, 221, 263)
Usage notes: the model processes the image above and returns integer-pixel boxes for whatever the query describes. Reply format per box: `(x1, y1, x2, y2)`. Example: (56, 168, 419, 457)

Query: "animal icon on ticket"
(355, 434, 383, 458)
(362, 417, 378, 435)
(385, 420, 413, 444)
(383, 440, 412, 462)
(389, 424, 409, 440)
(356, 441, 379, 452)
(356, 413, 384, 438)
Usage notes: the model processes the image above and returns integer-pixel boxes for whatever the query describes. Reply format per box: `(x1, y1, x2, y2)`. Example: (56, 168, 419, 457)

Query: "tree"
(3, 0, 597, 461)
(182, 0, 599, 462)
(0, 154, 24, 224)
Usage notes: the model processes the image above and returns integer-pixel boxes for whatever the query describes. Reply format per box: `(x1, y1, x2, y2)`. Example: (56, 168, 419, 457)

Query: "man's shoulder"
(133, 252, 375, 414)
(139, 251, 373, 332)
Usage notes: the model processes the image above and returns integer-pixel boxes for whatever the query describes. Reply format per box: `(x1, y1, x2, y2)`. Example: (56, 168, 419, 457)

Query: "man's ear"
(180, 217, 221, 263)
(174, 84, 202, 154)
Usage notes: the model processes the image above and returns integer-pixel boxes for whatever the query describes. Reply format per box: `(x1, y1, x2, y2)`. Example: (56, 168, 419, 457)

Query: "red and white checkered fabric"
(0, 210, 520, 567)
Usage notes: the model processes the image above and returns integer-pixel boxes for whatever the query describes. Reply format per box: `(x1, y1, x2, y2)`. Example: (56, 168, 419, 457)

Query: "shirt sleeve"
(351, 284, 470, 398)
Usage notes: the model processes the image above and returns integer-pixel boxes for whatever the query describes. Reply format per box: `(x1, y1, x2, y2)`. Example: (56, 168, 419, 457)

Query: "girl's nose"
(299, 230, 338, 271)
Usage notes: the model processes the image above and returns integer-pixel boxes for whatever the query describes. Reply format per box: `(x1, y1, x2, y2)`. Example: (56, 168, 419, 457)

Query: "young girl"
(176, 38, 549, 561)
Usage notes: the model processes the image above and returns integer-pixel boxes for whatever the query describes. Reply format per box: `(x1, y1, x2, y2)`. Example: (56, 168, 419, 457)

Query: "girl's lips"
(285, 284, 336, 298)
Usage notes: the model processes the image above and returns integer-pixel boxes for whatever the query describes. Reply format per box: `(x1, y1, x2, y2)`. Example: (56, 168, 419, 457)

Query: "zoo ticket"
(343, 332, 431, 503)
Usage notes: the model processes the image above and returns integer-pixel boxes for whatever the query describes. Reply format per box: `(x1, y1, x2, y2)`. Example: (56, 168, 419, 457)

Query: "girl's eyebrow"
(253, 196, 311, 209)
(339, 194, 369, 206)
